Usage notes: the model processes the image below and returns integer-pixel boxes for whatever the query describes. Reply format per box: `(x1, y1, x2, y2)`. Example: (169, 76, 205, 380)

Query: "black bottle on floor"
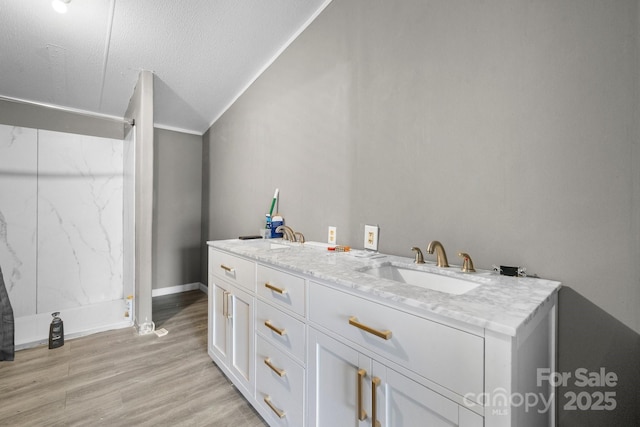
(49, 312, 64, 349)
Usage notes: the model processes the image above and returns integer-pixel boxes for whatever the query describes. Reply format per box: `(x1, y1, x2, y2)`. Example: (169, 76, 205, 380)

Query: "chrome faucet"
(411, 247, 425, 264)
(275, 225, 296, 242)
(426, 240, 449, 267)
(294, 231, 305, 243)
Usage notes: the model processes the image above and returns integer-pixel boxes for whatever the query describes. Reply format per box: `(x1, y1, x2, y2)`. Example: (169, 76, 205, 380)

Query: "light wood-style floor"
(0, 291, 269, 427)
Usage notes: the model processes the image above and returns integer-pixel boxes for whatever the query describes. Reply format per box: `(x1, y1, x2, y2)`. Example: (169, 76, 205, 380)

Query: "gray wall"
(204, 0, 639, 424)
(154, 128, 202, 290)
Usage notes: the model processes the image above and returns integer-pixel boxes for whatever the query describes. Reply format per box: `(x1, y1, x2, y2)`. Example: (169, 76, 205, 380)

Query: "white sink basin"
(265, 242, 290, 250)
(362, 264, 480, 295)
(242, 239, 291, 250)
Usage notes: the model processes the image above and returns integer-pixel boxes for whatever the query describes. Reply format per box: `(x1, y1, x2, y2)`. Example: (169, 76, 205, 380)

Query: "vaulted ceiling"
(0, 0, 329, 135)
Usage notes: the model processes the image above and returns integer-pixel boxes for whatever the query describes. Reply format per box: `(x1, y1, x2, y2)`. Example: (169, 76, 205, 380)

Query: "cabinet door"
(210, 279, 230, 364)
(308, 329, 482, 427)
(229, 285, 255, 396)
(374, 360, 460, 427)
(209, 278, 255, 397)
(308, 328, 368, 427)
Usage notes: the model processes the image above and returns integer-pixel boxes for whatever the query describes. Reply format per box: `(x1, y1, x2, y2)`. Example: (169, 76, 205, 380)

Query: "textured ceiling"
(0, 0, 329, 134)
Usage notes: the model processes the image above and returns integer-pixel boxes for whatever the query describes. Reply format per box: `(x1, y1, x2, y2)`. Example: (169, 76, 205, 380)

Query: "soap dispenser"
(48, 312, 64, 349)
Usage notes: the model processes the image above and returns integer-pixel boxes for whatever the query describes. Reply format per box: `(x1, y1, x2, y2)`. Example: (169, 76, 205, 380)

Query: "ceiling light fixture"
(52, 0, 71, 14)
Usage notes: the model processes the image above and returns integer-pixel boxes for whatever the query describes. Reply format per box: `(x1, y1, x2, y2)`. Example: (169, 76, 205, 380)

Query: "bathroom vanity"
(207, 239, 561, 427)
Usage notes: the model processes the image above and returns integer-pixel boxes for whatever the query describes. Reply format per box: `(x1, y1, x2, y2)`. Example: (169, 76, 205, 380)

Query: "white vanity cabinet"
(307, 282, 484, 427)
(207, 241, 559, 427)
(208, 248, 256, 399)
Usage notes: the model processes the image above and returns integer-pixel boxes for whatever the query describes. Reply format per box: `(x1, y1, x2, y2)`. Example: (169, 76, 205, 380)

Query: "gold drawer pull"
(264, 282, 287, 294)
(264, 358, 286, 377)
(349, 316, 392, 340)
(357, 368, 367, 421)
(220, 264, 234, 273)
(264, 396, 286, 419)
(372, 376, 381, 427)
(222, 291, 229, 318)
(264, 320, 286, 336)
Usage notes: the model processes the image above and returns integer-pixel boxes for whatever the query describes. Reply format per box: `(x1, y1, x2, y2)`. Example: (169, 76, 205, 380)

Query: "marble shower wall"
(0, 126, 38, 317)
(37, 130, 124, 312)
(0, 124, 124, 318)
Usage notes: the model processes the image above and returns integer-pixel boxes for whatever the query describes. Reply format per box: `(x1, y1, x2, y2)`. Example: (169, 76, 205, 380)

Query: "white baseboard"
(16, 321, 135, 351)
(152, 282, 207, 297)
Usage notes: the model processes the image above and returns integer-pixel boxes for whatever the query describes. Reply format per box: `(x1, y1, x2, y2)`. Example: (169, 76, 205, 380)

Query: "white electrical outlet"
(364, 224, 379, 251)
(328, 226, 337, 245)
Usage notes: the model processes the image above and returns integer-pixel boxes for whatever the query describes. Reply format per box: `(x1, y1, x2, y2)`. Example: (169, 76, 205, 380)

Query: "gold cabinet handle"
(226, 292, 232, 319)
(264, 358, 286, 377)
(264, 282, 287, 294)
(349, 316, 392, 340)
(264, 396, 286, 419)
(220, 264, 234, 273)
(357, 368, 367, 421)
(372, 376, 381, 427)
(222, 291, 229, 318)
(264, 320, 286, 336)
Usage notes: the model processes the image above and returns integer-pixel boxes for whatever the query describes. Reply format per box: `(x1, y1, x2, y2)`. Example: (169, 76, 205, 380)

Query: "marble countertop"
(208, 239, 561, 337)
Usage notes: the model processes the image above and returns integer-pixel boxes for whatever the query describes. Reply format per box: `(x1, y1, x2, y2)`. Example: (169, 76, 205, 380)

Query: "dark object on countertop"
(239, 235, 263, 240)
(0, 265, 15, 361)
(500, 266, 520, 277)
(49, 312, 64, 349)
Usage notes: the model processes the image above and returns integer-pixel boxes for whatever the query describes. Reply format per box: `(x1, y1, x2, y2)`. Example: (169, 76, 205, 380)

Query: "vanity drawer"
(256, 336, 305, 427)
(256, 300, 306, 362)
(209, 248, 255, 292)
(308, 282, 484, 398)
(257, 264, 305, 316)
